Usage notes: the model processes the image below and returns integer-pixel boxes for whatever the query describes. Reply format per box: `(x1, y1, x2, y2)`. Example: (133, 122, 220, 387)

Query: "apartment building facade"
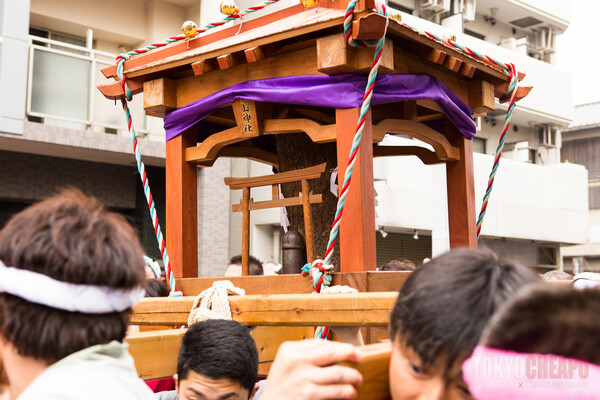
(0, 0, 587, 275)
(561, 102, 600, 273)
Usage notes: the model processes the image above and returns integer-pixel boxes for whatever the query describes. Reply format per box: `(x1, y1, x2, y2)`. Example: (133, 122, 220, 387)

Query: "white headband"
(0, 259, 145, 313)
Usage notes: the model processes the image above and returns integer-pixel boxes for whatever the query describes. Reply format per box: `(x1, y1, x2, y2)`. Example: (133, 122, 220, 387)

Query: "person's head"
(480, 284, 600, 365)
(388, 248, 539, 400)
(379, 259, 417, 272)
(0, 190, 145, 365)
(462, 285, 600, 399)
(262, 261, 282, 275)
(176, 320, 259, 400)
(144, 255, 162, 279)
(225, 255, 263, 276)
(541, 269, 573, 281)
(145, 279, 169, 297)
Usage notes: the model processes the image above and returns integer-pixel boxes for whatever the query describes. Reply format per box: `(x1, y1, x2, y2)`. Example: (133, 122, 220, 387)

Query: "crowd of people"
(0, 190, 598, 399)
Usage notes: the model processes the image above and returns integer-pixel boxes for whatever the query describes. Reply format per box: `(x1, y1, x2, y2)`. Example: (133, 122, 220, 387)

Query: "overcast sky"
(556, 0, 600, 105)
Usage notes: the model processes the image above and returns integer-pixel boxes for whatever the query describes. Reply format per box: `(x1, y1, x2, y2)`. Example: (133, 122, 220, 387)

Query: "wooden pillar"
(241, 187, 250, 276)
(444, 118, 477, 248)
(335, 108, 377, 272)
(166, 127, 198, 278)
(301, 179, 315, 262)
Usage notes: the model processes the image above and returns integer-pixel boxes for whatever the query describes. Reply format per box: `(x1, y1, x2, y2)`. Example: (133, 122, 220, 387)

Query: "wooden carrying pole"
(131, 291, 396, 326)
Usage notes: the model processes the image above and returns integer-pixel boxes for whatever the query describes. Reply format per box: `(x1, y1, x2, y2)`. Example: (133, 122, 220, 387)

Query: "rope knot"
(187, 280, 245, 326)
(302, 260, 333, 293)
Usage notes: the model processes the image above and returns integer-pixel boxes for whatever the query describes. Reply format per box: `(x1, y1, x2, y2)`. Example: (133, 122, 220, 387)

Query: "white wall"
(373, 140, 588, 245)
(473, 153, 587, 243)
(506, 0, 570, 23)
(30, 0, 147, 46)
(0, 0, 30, 135)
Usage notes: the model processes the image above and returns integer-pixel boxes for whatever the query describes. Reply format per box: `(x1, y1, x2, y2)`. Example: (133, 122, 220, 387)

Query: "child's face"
(389, 337, 472, 400)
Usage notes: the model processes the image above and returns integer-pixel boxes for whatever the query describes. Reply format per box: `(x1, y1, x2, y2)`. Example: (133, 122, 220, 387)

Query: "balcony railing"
(26, 35, 163, 140)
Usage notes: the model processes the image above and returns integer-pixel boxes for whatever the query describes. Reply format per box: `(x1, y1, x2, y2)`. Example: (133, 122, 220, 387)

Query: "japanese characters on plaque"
(239, 99, 254, 135)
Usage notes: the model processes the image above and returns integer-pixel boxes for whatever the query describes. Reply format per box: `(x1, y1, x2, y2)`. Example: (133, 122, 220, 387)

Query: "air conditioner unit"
(420, 0, 451, 13)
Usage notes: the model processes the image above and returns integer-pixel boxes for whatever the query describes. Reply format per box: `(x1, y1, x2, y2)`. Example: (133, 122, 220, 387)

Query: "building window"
(464, 29, 485, 41)
(388, 1, 413, 14)
(538, 246, 557, 266)
(529, 148, 536, 164)
(473, 137, 486, 153)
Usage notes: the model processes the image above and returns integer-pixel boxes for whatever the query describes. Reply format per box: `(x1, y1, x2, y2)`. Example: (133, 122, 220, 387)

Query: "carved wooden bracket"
(373, 119, 460, 163)
(186, 99, 263, 163)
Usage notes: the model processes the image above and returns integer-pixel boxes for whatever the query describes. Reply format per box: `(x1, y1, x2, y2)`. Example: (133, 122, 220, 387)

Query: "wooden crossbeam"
(374, 119, 460, 161)
(131, 292, 397, 326)
(224, 162, 327, 190)
(263, 119, 338, 143)
(232, 194, 322, 212)
(373, 145, 445, 165)
(201, 146, 279, 169)
(127, 326, 314, 380)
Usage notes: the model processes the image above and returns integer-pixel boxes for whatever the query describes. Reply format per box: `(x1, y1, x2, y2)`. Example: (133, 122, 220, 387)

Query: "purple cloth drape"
(164, 73, 476, 141)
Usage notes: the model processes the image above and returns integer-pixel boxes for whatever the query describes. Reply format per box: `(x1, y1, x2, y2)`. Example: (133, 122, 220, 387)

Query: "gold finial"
(443, 34, 457, 42)
(390, 13, 402, 22)
(301, 0, 319, 7)
(220, 1, 240, 16)
(181, 21, 197, 38)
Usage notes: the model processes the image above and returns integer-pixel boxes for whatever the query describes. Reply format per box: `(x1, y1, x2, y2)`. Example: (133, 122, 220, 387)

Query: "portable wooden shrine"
(99, 2, 532, 395)
(99, 0, 529, 282)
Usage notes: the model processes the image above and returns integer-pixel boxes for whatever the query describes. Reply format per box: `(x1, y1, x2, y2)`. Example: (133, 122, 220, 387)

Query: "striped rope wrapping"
(475, 63, 519, 238)
(117, 61, 180, 296)
(119, 95, 180, 296)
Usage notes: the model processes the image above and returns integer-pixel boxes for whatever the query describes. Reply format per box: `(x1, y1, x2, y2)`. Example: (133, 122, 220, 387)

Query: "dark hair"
(229, 255, 264, 276)
(145, 279, 169, 297)
(389, 248, 539, 375)
(481, 284, 600, 365)
(177, 320, 258, 395)
(379, 258, 416, 272)
(541, 269, 573, 281)
(0, 190, 145, 364)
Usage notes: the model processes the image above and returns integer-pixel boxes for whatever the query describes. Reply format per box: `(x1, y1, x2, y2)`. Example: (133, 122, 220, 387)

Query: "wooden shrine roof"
(99, 3, 529, 103)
